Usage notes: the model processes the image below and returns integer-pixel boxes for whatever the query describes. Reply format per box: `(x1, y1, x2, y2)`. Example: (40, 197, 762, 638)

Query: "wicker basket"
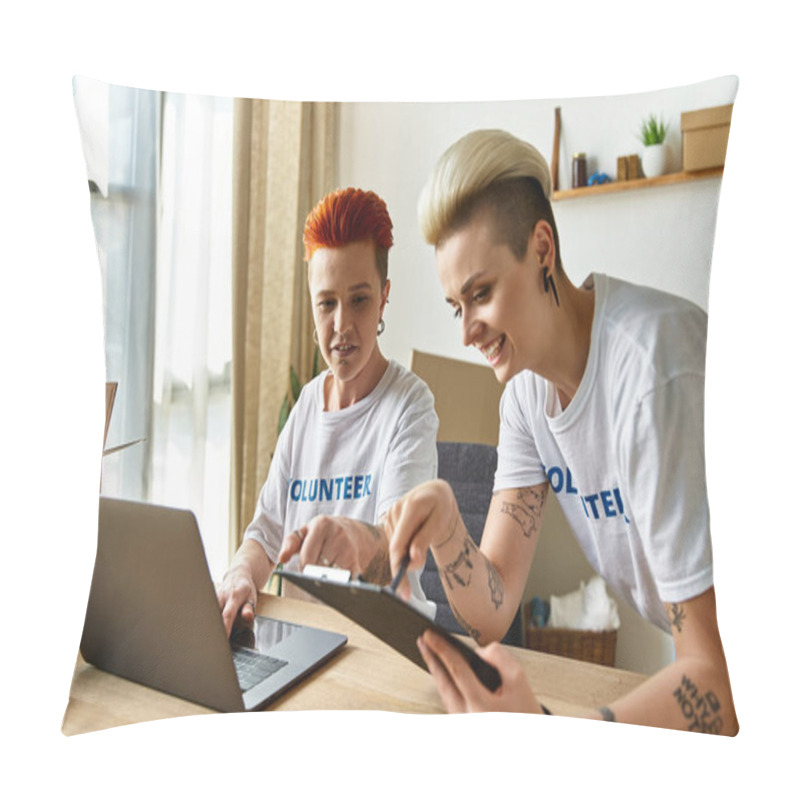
(525, 625, 617, 666)
(523, 601, 618, 666)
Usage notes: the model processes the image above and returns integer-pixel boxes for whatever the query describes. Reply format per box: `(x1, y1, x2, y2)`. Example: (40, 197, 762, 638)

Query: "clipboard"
(280, 569, 501, 692)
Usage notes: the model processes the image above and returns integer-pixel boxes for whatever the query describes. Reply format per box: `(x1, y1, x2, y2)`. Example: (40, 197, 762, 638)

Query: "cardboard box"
(409, 350, 503, 446)
(681, 103, 733, 171)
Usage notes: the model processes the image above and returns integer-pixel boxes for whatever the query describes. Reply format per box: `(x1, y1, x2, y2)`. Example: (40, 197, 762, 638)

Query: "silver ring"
(294, 529, 306, 542)
(320, 556, 330, 566)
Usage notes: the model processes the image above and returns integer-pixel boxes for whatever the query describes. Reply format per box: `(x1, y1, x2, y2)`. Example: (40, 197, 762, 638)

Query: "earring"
(377, 319, 386, 336)
(542, 266, 560, 307)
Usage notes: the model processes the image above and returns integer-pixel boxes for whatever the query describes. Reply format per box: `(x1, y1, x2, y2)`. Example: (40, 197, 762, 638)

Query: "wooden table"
(62, 593, 647, 735)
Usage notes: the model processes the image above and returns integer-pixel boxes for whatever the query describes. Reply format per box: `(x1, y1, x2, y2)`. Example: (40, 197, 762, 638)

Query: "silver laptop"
(80, 496, 347, 712)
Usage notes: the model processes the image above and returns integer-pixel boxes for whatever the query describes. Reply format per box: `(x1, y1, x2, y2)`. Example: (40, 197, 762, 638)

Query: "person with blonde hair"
(218, 188, 438, 636)
(386, 129, 738, 734)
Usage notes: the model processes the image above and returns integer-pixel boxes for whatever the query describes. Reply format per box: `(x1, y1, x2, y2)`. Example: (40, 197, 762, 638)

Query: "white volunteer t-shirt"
(494, 273, 713, 632)
(244, 359, 438, 614)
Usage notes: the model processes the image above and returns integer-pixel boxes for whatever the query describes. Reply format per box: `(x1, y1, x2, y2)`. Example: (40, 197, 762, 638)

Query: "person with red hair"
(218, 188, 439, 635)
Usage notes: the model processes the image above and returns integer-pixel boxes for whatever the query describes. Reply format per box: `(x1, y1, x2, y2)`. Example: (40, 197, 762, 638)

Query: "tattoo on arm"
(441, 531, 503, 640)
(668, 603, 687, 634)
(486, 561, 504, 610)
(499, 486, 546, 538)
(673, 674, 723, 734)
(434, 503, 460, 549)
(499, 502, 535, 537)
(442, 533, 476, 591)
(451, 601, 482, 642)
(598, 706, 616, 722)
(362, 524, 391, 585)
(363, 547, 392, 585)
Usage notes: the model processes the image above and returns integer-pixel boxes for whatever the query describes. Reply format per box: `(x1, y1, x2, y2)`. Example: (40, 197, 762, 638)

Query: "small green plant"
(278, 347, 323, 434)
(269, 561, 284, 596)
(638, 114, 668, 146)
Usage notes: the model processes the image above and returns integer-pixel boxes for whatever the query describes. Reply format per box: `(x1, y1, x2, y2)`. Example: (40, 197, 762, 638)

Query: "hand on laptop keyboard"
(218, 540, 275, 637)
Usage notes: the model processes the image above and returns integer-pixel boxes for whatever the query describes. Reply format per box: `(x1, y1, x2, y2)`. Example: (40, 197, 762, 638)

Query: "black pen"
(389, 553, 410, 594)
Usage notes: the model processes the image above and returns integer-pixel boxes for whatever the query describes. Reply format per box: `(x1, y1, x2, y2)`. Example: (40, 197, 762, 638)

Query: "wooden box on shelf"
(681, 103, 733, 171)
(617, 154, 641, 181)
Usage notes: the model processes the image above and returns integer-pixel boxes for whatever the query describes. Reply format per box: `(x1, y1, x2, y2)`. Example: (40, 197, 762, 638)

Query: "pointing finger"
(390, 498, 433, 575)
(278, 527, 307, 564)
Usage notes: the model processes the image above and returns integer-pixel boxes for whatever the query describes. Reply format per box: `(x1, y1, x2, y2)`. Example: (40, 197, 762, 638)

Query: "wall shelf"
(553, 166, 723, 201)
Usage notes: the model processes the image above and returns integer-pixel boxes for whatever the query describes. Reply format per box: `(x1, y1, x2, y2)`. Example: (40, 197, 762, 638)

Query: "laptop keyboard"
(232, 648, 288, 692)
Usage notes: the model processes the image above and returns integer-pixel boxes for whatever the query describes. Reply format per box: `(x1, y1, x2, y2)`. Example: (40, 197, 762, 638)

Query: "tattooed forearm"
(668, 603, 686, 633)
(673, 674, 723, 734)
(362, 524, 392, 585)
(442, 532, 504, 623)
(486, 561, 504, 610)
(499, 486, 546, 538)
(442, 533, 476, 591)
(451, 601, 482, 642)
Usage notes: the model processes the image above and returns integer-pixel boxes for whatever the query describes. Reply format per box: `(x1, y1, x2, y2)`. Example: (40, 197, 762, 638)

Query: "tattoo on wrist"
(673, 674, 723, 734)
(668, 603, 686, 634)
(363, 548, 392, 585)
(362, 524, 391, 585)
(434, 500, 460, 549)
(365, 523, 382, 542)
(486, 561, 504, 610)
(500, 486, 546, 538)
(598, 706, 616, 722)
(442, 533, 475, 591)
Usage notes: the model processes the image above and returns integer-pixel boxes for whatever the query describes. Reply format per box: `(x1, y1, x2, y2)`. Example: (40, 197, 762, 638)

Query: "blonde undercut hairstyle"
(418, 129, 563, 272)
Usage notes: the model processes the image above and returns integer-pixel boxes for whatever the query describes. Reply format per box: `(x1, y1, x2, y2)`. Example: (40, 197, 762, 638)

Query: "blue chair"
(420, 441, 523, 647)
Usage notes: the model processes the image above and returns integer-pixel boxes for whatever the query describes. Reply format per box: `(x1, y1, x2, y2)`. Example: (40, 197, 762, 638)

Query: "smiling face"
(308, 240, 390, 404)
(436, 211, 555, 384)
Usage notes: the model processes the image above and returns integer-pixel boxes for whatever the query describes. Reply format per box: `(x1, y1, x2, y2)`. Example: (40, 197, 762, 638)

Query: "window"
(89, 82, 233, 579)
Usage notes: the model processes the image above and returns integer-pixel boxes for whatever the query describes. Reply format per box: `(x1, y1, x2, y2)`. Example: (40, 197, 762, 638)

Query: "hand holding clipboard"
(280, 567, 501, 693)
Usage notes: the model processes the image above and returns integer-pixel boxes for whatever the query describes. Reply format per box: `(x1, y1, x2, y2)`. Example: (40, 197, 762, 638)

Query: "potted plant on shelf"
(638, 114, 669, 178)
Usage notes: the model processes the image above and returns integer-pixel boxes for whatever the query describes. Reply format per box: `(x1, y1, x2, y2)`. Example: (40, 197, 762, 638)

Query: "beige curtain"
(229, 99, 337, 560)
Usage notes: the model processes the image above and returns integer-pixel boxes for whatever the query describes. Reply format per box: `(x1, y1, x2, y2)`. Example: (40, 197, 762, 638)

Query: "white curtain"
(150, 92, 234, 580)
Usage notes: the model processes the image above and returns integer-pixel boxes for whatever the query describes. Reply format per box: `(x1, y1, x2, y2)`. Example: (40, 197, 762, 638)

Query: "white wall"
(336, 76, 738, 674)
(339, 76, 737, 369)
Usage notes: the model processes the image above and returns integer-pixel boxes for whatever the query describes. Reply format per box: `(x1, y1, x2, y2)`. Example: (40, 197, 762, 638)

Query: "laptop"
(80, 496, 347, 712)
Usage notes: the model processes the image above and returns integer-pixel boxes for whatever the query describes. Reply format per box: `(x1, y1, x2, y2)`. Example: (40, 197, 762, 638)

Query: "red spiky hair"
(303, 188, 394, 263)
